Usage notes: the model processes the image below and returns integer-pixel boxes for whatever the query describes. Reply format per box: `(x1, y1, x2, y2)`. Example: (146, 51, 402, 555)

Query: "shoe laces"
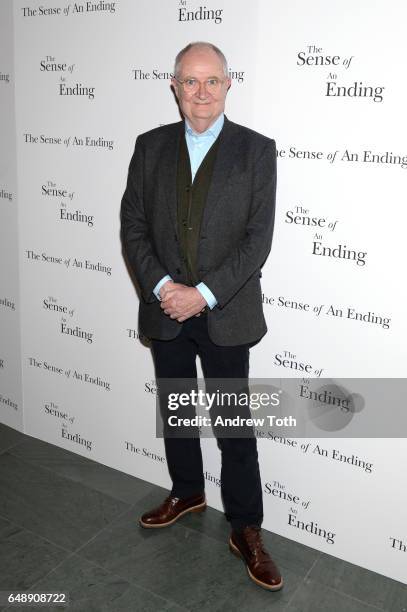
(242, 526, 269, 561)
(165, 495, 179, 505)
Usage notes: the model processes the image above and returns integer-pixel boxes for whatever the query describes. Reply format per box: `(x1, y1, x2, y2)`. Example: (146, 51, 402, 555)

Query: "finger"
(180, 311, 198, 321)
(161, 294, 175, 303)
(169, 312, 182, 319)
(163, 308, 178, 316)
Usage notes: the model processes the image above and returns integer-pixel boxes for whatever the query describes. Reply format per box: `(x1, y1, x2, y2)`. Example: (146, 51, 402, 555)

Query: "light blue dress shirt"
(153, 113, 225, 309)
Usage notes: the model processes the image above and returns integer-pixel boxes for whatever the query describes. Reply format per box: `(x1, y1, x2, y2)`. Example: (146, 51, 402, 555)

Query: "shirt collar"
(185, 113, 224, 139)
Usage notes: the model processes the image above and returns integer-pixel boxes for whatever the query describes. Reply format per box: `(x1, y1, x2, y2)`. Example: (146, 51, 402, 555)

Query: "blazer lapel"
(158, 121, 184, 237)
(199, 115, 240, 238)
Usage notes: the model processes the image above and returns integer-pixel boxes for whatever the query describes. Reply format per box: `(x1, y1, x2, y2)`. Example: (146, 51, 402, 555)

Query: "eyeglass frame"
(173, 75, 229, 93)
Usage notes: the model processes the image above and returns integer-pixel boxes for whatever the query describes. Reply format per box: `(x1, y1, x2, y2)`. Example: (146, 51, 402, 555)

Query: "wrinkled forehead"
(178, 49, 225, 78)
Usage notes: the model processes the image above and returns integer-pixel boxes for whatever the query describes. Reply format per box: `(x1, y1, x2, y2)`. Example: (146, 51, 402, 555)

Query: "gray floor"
(0, 422, 405, 612)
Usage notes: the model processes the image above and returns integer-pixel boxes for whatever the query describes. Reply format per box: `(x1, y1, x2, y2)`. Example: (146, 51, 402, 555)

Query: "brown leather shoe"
(139, 493, 206, 528)
(229, 526, 284, 591)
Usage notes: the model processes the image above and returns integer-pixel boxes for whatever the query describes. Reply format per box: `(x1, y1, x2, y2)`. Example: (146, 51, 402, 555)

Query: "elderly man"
(120, 41, 282, 591)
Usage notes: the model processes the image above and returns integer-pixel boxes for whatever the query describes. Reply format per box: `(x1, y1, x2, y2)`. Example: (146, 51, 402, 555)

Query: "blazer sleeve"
(120, 136, 169, 304)
(200, 138, 277, 309)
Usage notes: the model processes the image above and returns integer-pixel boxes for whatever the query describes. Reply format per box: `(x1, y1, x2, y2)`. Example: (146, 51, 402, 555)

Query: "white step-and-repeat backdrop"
(1, 0, 406, 585)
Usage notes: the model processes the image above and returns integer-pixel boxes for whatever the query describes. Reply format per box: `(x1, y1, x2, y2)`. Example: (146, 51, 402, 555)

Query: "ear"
(226, 77, 232, 92)
(171, 77, 180, 99)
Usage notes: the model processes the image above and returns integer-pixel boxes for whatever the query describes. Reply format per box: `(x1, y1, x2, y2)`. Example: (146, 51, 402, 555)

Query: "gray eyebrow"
(183, 75, 220, 80)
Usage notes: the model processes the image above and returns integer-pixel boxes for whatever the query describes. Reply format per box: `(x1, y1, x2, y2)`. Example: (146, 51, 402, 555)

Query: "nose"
(196, 81, 208, 98)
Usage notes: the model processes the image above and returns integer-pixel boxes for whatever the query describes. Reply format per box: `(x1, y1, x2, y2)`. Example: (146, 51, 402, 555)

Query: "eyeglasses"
(173, 76, 226, 94)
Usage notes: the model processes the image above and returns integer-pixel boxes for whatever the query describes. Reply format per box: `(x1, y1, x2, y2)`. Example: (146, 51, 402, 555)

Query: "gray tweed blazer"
(120, 115, 277, 346)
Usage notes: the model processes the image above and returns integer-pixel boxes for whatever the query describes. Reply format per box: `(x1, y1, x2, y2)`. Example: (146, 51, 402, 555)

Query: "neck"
(186, 113, 222, 134)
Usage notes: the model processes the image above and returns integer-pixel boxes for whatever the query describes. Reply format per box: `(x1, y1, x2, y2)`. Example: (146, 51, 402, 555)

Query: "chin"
(193, 105, 213, 113)
(193, 109, 213, 117)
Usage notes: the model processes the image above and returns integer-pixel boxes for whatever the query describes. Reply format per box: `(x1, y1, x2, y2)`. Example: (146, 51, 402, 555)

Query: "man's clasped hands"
(159, 280, 207, 322)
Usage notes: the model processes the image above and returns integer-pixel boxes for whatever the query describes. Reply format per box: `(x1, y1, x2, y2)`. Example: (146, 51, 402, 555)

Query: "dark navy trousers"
(151, 313, 263, 530)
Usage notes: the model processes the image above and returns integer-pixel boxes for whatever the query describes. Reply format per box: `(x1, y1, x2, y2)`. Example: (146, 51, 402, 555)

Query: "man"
(120, 41, 282, 591)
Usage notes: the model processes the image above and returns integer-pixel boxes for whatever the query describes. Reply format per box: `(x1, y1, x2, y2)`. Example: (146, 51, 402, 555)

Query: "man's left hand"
(160, 285, 207, 322)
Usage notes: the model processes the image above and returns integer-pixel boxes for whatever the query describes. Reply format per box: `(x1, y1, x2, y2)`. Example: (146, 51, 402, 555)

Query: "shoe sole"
(139, 501, 207, 529)
(229, 537, 284, 591)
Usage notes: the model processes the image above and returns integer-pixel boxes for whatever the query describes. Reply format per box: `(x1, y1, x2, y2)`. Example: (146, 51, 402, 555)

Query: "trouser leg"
(151, 322, 205, 498)
(195, 318, 263, 529)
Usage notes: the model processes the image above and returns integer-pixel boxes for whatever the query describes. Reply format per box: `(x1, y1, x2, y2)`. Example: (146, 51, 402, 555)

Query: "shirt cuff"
(195, 282, 218, 309)
(153, 275, 173, 301)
